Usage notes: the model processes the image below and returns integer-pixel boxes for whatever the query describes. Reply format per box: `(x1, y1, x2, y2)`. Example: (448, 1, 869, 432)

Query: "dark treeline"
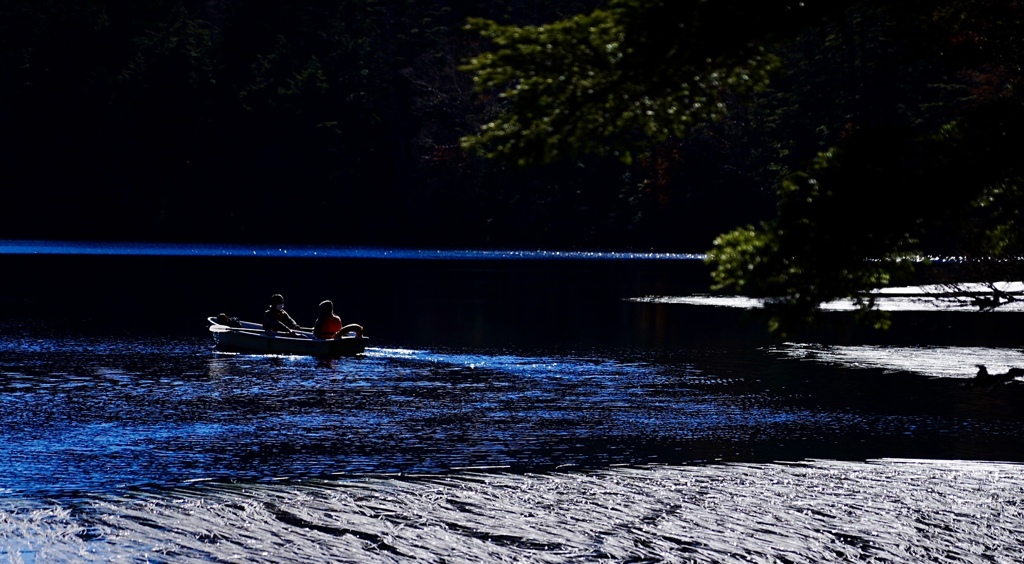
(2, 0, 639, 248)
(0, 1, 999, 251)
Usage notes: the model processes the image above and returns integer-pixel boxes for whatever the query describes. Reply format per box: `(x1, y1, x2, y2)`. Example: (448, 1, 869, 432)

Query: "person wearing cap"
(262, 293, 301, 335)
(312, 299, 363, 339)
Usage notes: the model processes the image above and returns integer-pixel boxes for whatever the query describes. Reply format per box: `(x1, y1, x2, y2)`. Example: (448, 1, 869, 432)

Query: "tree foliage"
(2, 0, 657, 248)
(4, 0, 1023, 296)
(462, 0, 1024, 333)
(707, 1, 1024, 333)
(459, 0, 827, 164)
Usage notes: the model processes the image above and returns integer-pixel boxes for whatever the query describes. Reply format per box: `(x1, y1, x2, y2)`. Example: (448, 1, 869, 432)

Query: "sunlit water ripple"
(4, 332, 1024, 561)
(3, 460, 1023, 563)
(4, 245, 1024, 561)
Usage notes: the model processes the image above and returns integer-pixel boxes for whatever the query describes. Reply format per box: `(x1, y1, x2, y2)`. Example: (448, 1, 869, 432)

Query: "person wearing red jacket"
(313, 299, 363, 339)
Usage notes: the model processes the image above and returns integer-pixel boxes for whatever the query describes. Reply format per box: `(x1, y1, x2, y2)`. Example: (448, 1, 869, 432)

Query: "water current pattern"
(5, 460, 1023, 562)
(2, 242, 1023, 562)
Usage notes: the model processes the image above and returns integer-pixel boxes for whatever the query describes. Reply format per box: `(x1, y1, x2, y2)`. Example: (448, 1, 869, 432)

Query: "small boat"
(206, 317, 368, 356)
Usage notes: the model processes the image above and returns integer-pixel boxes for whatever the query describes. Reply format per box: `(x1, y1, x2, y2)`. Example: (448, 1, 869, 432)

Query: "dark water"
(3, 244, 1023, 500)
(3, 243, 1024, 562)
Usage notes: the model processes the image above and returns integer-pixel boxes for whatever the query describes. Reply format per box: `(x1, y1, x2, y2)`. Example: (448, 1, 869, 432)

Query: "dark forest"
(2, 0, 1020, 255)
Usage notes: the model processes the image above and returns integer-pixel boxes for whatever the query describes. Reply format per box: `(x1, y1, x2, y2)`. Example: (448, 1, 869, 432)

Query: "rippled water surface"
(2, 246, 1024, 561)
(4, 460, 1024, 563)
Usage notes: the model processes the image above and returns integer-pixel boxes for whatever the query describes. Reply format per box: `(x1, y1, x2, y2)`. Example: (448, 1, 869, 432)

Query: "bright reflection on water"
(769, 342, 1024, 379)
(1, 333, 886, 497)
(3, 329, 1024, 560)
(631, 281, 1024, 312)
(3, 460, 1023, 562)
(0, 239, 700, 260)
(3, 244, 1024, 562)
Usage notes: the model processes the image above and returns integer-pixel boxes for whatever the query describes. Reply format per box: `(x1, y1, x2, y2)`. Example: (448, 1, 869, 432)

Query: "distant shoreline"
(0, 239, 704, 261)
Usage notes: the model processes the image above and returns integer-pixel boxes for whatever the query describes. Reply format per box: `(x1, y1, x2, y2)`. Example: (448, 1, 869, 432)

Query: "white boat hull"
(207, 317, 367, 356)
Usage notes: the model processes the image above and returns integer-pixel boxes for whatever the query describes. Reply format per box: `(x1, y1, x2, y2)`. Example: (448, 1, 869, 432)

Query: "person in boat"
(263, 293, 301, 335)
(215, 313, 242, 328)
(313, 299, 363, 340)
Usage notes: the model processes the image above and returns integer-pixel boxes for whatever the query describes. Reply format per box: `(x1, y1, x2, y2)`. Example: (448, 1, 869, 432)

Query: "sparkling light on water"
(3, 247, 1023, 562)
(768, 343, 1024, 379)
(3, 459, 1023, 563)
(0, 240, 700, 261)
(629, 281, 1024, 313)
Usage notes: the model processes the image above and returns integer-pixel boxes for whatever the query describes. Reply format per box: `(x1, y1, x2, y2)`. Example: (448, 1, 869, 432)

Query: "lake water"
(2, 241, 1023, 562)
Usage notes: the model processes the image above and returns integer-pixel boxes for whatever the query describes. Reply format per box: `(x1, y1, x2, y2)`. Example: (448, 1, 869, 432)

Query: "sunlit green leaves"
(460, 0, 1024, 335)
(707, 102, 1024, 335)
(460, 0, 779, 165)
